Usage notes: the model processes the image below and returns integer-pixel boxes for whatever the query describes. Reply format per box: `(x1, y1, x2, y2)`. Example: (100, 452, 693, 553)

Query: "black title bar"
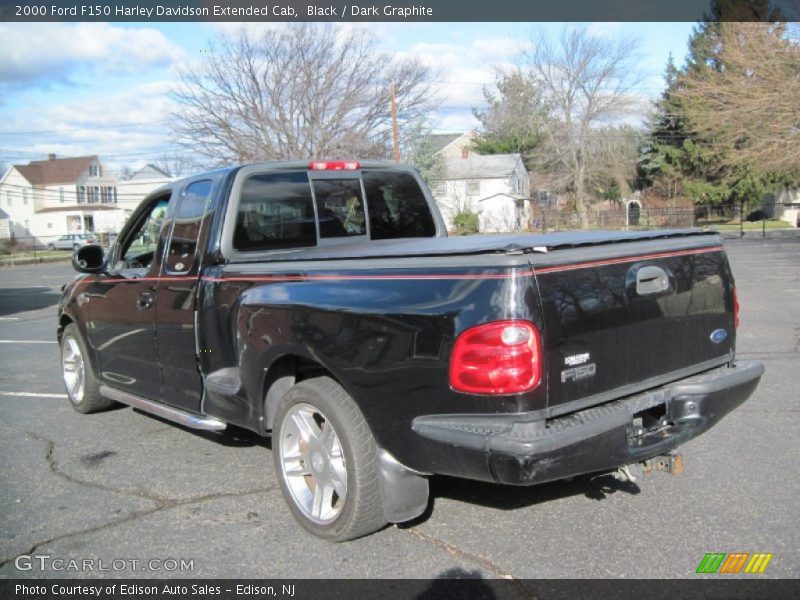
(1, 0, 798, 22)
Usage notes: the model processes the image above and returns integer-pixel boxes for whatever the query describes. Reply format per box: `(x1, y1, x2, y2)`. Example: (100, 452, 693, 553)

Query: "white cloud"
(0, 23, 185, 88)
(3, 81, 179, 172)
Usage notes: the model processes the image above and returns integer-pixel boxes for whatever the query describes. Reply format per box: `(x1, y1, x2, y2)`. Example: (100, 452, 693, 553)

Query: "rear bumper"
(412, 361, 763, 485)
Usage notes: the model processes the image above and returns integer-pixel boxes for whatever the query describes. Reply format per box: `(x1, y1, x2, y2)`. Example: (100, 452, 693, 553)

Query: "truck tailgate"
(531, 232, 735, 414)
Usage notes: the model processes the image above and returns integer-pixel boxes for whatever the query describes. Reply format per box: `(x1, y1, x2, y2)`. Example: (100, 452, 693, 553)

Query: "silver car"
(48, 234, 96, 251)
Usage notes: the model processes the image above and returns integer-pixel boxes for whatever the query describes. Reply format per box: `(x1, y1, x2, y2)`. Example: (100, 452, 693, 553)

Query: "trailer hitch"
(641, 452, 683, 475)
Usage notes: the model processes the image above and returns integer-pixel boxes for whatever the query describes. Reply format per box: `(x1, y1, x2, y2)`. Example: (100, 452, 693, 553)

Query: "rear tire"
(272, 376, 386, 541)
(48, 243, 55, 251)
(61, 323, 114, 413)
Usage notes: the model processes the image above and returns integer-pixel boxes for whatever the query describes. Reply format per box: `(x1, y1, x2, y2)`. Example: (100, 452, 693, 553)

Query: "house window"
(102, 186, 116, 203)
(89, 164, 101, 177)
(466, 180, 480, 197)
(77, 186, 86, 203)
(59, 188, 65, 203)
(47, 222, 53, 229)
(22, 189, 28, 205)
(5, 192, 10, 207)
(433, 182, 446, 197)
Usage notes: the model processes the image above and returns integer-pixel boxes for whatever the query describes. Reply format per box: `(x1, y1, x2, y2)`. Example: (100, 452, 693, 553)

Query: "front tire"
(272, 376, 386, 541)
(61, 323, 114, 413)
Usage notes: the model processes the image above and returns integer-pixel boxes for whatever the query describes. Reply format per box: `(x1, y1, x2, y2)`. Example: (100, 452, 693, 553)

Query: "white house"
(117, 164, 173, 213)
(428, 132, 530, 233)
(0, 155, 127, 246)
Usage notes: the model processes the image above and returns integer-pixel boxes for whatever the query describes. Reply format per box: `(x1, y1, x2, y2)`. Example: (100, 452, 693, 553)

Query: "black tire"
(272, 376, 386, 541)
(60, 323, 114, 413)
(48, 243, 55, 251)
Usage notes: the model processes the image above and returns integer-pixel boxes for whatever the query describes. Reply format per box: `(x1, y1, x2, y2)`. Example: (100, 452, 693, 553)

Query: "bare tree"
(519, 26, 643, 222)
(154, 153, 201, 179)
(171, 24, 436, 164)
(676, 22, 800, 175)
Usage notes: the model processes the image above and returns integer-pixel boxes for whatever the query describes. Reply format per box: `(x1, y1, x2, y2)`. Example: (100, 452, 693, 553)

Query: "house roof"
(129, 164, 171, 180)
(14, 156, 97, 186)
(439, 153, 524, 180)
(429, 133, 465, 155)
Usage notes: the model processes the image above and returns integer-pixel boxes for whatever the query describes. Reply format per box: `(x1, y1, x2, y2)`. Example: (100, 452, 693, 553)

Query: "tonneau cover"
(229, 229, 719, 263)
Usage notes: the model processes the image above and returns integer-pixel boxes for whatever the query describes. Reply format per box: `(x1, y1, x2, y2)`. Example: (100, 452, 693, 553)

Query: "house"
(0, 207, 11, 240)
(0, 154, 127, 246)
(117, 164, 173, 213)
(428, 132, 530, 233)
(770, 189, 800, 228)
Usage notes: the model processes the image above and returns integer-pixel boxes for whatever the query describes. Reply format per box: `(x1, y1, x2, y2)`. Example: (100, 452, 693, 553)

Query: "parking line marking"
(0, 317, 21, 321)
(0, 391, 67, 398)
(0, 340, 57, 344)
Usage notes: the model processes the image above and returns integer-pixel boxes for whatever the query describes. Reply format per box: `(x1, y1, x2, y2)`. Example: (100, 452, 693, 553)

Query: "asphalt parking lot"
(0, 234, 798, 582)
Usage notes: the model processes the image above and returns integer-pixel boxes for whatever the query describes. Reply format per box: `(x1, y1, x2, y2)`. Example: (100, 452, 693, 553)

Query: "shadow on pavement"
(399, 471, 641, 528)
(0, 286, 61, 316)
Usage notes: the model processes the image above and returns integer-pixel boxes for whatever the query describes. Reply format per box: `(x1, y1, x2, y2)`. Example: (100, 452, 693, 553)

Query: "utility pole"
(391, 81, 400, 162)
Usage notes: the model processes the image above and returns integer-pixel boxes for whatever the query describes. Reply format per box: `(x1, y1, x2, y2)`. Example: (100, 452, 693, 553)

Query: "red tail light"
(450, 320, 542, 395)
(308, 160, 360, 171)
(733, 287, 740, 328)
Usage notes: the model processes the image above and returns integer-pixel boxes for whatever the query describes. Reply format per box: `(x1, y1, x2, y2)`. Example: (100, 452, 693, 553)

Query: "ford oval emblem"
(710, 329, 728, 344)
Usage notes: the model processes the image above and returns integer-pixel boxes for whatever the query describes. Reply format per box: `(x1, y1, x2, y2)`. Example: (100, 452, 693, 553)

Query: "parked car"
(48, 234, 96, 251)
(58, 160, 762, 541)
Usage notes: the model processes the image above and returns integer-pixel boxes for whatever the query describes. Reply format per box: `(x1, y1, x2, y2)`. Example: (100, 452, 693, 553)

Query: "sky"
(0, 21, 697, 173)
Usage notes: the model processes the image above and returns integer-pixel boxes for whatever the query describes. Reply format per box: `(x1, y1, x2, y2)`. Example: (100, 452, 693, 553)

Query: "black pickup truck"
(58, 160, 763, 541)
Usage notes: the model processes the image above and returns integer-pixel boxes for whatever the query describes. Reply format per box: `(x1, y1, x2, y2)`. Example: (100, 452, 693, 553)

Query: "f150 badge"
(562, 352, 597, 382)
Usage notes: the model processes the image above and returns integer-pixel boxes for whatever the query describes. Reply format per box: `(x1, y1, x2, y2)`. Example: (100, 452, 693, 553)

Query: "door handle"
(137, 292, 154, 309)
(635, 265, 670, 295)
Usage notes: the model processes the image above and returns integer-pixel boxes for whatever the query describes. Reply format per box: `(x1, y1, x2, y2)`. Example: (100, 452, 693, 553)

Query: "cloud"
(2, 81, 179, 172)
(0, 23, 185, 89)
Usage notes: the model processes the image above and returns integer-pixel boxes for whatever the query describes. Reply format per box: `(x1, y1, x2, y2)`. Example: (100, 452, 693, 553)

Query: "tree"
(639, 5, 796, 209)
(401, 121, 442, 186)
(518, 26, 643, 222)
(154, 153, 201, 179)
(171, 24, 436, 164)
(677, 22, 800, 175)
(471, 72, 547, 168)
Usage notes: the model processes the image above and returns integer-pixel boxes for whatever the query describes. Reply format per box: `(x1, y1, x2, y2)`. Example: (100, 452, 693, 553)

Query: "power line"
(0, 120, 170, 136)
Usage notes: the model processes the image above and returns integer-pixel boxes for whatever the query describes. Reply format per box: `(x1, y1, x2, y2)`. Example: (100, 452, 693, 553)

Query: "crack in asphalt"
(404, 527, 517, 581)
(0, 422, 273, 569)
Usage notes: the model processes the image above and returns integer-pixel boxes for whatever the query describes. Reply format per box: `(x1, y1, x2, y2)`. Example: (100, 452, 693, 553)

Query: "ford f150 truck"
(58, 160, 763, 541)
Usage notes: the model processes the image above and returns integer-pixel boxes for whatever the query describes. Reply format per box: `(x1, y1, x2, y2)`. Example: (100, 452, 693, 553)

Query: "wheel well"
(261, 355, 339, 432)
(57, 315, 73, 343)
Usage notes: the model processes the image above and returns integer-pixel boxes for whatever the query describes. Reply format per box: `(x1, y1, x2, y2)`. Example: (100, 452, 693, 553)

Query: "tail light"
(733, 287, 740, 328)
(308, 160, 360, 171)
(450, 320, 542, 395)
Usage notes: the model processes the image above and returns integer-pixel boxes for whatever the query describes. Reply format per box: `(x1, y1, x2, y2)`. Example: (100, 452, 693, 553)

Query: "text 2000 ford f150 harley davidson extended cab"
(58, 160, 763, 540)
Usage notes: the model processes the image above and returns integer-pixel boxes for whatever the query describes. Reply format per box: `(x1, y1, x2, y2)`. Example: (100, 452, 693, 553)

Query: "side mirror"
(72, 244, 106, 273)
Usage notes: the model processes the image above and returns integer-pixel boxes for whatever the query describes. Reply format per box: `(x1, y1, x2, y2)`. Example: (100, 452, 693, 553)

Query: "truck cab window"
(312, 179, 366, 238)
(234, 172, 317, 252)
(362, 171, 436, 239)
(118, 198, 169, 270)
(164, 180, 213, 273)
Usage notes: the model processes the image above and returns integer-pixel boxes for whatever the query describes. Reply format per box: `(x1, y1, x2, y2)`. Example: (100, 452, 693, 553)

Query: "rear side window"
(234, 172, 316, 252)
(363, 171, 436, 239)
(312, 179, 366, 238)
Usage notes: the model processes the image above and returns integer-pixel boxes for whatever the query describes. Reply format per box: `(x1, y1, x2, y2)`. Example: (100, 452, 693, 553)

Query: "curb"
(0, 256, 72, 267)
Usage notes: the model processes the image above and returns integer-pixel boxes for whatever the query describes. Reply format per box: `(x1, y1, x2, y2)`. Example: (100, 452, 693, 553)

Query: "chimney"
(48, 153, 56, 161)
(461, 147, 469, 159)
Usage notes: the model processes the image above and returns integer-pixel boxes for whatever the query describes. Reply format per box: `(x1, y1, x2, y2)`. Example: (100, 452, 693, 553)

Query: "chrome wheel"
(62, 337, 85, 404)
(278, 402, 347, 524)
